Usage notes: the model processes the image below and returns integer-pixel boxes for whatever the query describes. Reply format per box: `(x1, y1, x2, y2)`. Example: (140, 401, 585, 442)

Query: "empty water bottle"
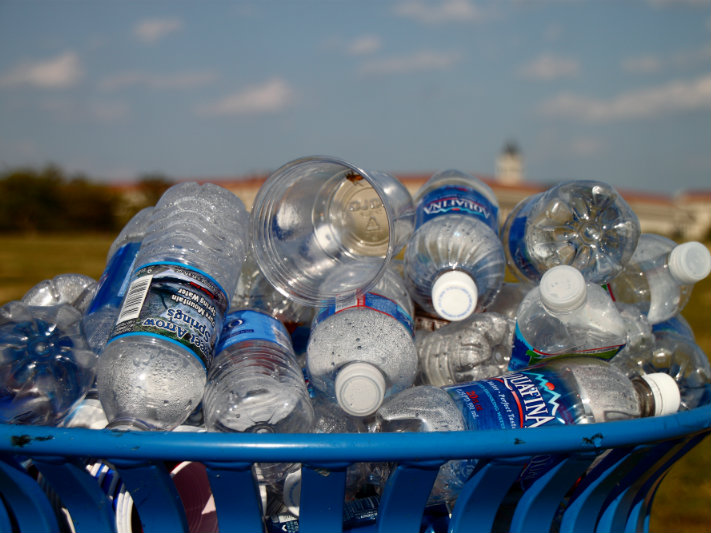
(482, 281, 534, 320)
(83, 207, 154, 353)
(0, 301, 96, 425)
(612, 328, 711, 410)
(203, 309, 313, 434)
(500, 180, 640, 284)
(404, 170, 505, 321)
(96, 182, 249, 431)
(605, 234, 711, 325)
(22, 274, 97, 314)
(509, 265, 627, 371)
(416, 312, 515, 386)
(306, 265, 417, 417)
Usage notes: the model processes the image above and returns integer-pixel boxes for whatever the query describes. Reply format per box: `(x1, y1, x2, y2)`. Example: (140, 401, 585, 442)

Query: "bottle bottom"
(106, 418, 154, 431)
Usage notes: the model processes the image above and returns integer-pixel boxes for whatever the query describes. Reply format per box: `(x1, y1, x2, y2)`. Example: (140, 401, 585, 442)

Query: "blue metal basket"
(0, 404, 709, 533)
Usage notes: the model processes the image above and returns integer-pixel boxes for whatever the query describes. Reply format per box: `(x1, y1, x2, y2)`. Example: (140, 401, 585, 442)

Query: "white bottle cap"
(668, 242, 711, 285)
(539, 265, 587, 313)
(282, 469, 302, 517)
(335, 362, 386, 417)
(431, 271, 478, 321)
(641, 372, 681, 416)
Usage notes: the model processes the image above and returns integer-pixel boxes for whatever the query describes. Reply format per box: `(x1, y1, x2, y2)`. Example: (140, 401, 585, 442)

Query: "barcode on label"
(116, 275, 152, 323)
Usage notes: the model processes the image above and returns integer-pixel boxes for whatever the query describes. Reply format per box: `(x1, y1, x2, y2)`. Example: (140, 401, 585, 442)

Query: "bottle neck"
(631, 377, 656, 418)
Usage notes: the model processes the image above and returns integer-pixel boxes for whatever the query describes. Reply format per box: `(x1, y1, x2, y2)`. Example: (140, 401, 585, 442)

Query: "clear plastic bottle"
(82, 207, 154, 353)
(416, 312, 515, 386)
(232, 249, 314, 358)
(482, 281, 534, 320)
(203, 309, 314, 434)
(605, 234, 711, 325)
(22, 273, 97, 314)
(612, 329, 711, 410)
(96, 182, 249, 431)
(0, 301, 96, 425)
(404, 170, 505, 322)
(509, 265, 627, 371)
(500, 180, 640, 284)
(306, 265, 417, 417)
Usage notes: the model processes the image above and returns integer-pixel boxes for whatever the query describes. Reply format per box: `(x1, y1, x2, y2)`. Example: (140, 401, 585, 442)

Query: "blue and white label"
(87, 241, 141, 314)
(416, 185, 499, 232)
(504, 209, 544, 282)
(314, 293, 414, 338)
(107, 262, 229, 368)
(215, 309, 293, 355)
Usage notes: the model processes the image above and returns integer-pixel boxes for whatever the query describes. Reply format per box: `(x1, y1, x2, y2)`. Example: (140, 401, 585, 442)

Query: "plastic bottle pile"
(1, 156, 710, 523)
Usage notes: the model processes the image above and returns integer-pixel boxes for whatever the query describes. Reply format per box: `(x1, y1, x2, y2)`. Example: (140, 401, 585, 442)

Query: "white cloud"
(133, 18, 183, 44)
(621, 56, 662, 74)
(348, 35, 382, 56)
(0, 51, 82, 89)
(195, 78, 295, 117)
(539, 74, 711, 122)
(518, 54, 580, 81)
(359, 50, 460, 75)
(393, 0, 483, 24)
(100, 71, 217, 91)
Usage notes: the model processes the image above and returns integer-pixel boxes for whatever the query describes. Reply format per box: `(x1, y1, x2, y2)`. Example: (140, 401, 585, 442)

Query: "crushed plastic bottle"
(22, 273, 97, 314)
(0, 301, 96, 425)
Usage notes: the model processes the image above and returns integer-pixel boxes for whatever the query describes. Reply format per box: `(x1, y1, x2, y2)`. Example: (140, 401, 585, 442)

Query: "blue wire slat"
(299, 463, 348, 533)
(33, 457, 117, 533)
(0, 456, 59, 533)
(204, 461, 264, 533)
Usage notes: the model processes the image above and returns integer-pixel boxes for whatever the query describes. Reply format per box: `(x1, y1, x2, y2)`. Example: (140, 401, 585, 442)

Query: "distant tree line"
(0, 165, 173, 233)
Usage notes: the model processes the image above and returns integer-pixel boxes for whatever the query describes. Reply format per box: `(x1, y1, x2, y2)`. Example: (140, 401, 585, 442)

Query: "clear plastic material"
(483, 281, 534, 320)
(500, 180, 640, 284)
(612, 328, 711, 410)
(606, 234, 711, 324)
(96, 183, 249, 431)
(416, 312, 515, 386)
(82, 207, 154, 353)
(404, 170, 505, 321)
(0, 301, 96, 425)
(203, 309, 313, 435)
(22, 273, 97, 314)
(306, 266, 418, 417)
(509, 265, 627, 370)
(250, 156, 415, 307)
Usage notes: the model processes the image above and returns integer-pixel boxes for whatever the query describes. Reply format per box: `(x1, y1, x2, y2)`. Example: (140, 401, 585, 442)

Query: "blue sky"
(0, 0, 709, 194)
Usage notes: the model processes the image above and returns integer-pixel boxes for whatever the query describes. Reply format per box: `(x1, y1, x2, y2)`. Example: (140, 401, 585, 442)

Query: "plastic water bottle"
(306, 265, 417, 417)
(369, 385, 474, 504)
(605, 234, 711, 325)
(0, 301, 96, 425)
(652, 313, 695, 340)
(96, 182, 249, 431)
(444, 356, 681, 490)
(509, 265, 627, 371)
(82, 207, 154, 353)
(203, 309, 313, 434)
(500, 180, 640, 284)
(22, 273, 97, 314)
(612, 329, 711, 410)
(482, 281, 534, 320)
(232, 249, 314, 358)
(416, 312, 515, 386)
(404, 169, 505, 321)
(615, 302, 654, 355)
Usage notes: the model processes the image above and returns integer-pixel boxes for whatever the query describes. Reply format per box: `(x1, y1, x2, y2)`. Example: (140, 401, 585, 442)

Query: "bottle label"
(508, 322, 625, 371)
(505, 210, 543, 281)
(415, 185, 499, 232)
(314, 293, 414, 338)
(86, 241, 141, 314)
(215, 309, 293, 355)
(445, 367, 580, 490)
(107, 262, 229, 368)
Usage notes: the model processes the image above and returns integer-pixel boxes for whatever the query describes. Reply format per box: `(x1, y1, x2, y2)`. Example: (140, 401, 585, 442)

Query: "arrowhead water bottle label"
(314, 293, 415, 338)
(215, 309, 293, 355)
(416, 185, 499, 232)
(87, 241, 142, 314)
(108, 262, 229, 368)
(509, 322, 625, 371)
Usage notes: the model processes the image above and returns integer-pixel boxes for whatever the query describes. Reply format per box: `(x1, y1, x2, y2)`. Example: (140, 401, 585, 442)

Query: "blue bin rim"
(0, 405, 708, 465)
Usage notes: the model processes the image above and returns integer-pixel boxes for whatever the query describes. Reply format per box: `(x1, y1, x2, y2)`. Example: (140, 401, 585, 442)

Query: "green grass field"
(0, 233, 709, 532)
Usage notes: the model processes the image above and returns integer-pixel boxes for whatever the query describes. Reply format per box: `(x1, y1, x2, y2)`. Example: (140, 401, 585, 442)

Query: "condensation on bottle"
(22, 273, 97, 314)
